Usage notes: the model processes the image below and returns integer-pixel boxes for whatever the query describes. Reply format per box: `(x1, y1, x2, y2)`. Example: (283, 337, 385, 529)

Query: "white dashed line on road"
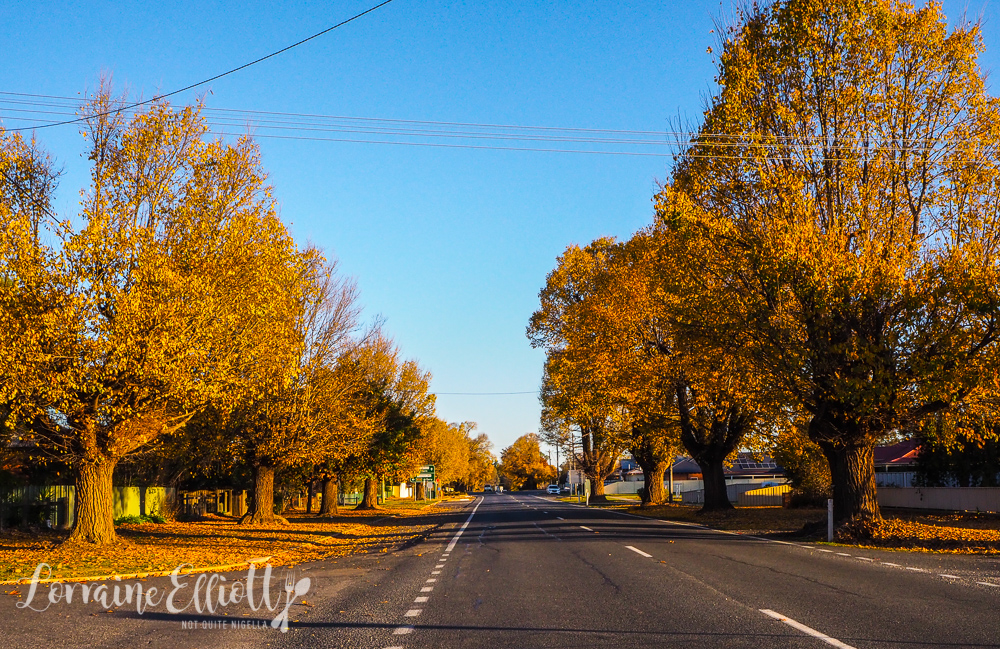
(556, 516, 564, 520)
(446, 497, 483, 552)
(883, 563, 900, 567)
(580, 526, 594, 532)
(940, 574, 960, 579)
(431, 570, 441, 575)
(977, 582, 1000, 587)
(404, 609, 422, 617)
(415, 596, 429, 603)
(435, 564, 444, 568)
(761, 609, 856, 649)
(906, 567, 927, 572)
(393, 626, 414, 635)
(856, 557, 873, 562)
(426, 578, 437, 583)
(625, 545, 653, 558)
(420, 586, 433, 592)
(816, 549, 833, 553)
(836, 553, 851, 556)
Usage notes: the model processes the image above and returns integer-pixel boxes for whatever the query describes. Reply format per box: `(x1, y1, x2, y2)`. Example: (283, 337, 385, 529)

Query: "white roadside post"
(827, 498, 834, 542)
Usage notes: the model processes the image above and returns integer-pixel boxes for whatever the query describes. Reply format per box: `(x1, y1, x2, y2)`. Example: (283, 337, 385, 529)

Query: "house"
(874, 439, 920, 472)
(668, 453, 784, 481)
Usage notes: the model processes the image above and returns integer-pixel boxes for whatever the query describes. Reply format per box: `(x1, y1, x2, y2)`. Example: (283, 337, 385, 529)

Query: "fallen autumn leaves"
(0, 506, 435, 583)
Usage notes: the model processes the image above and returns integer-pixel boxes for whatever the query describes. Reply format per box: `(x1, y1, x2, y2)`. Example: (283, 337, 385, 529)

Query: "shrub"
(113, 513, 165, 526)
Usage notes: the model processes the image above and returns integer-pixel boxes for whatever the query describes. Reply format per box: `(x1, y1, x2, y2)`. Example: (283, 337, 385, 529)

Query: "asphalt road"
(8, 493, 1000, 648)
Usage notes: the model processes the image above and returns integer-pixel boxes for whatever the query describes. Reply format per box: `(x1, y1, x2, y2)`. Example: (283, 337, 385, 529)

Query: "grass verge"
(0, 500, 440, 583)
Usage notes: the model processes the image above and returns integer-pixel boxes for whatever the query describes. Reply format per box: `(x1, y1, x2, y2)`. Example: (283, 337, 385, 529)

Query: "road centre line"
(420, 586, 433, 592)
(940, 574, 960, 579)
(978, 582, 1000, 587)
(426, 578, 437, 583)
(414, 596, 429, 602)
(404, 609, 422, 617)
(546, 497, 962, 586)
(625, 545, 653, 558)
(556, 516, 564, 520)
(760, 609, 856, 649)
(580, 526, 595, 532)
(393, 626, 414, 635)
(446, 496, 483, 552)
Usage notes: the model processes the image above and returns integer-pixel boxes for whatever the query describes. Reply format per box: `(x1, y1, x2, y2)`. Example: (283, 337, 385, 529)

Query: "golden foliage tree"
(0, 88, 310, 543)
(661, 0, 1000, 521)
(499, 433, 556, 491)
(339, 334, 435, 510)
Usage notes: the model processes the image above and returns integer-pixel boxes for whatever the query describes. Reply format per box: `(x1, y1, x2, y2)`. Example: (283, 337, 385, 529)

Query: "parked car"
(546, 484, 560, 495)
(484, 485, 493, 493)
(561, 484, 571, 493)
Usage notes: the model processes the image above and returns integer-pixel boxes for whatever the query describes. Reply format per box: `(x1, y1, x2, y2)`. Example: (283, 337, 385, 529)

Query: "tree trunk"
(588, 476, 609, 503)
(306, 479, 314, 514)
(415, 482, 425, 500)
(641, 462, 669, 506)
(697, 458, 734, 513)
(356, 477, 380, 510)
(319, 476, 338, 516)
(820, 442, 880, 522)
(68, 459, 117, 545)
(240, 464, 286, 525)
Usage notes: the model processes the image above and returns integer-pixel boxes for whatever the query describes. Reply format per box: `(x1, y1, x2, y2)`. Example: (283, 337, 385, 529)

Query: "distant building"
(669, 453, 784, 481)
(874, 439, 920, 473)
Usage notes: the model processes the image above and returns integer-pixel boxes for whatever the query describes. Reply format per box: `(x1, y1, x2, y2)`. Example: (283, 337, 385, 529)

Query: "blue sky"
(4, 1, 997, 453)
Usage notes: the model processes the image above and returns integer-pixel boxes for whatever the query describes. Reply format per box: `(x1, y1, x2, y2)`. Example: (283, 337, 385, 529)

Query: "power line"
(435, 391, 537, 395)
(0, 93, 990, 161)
(7, 0, 397, 133)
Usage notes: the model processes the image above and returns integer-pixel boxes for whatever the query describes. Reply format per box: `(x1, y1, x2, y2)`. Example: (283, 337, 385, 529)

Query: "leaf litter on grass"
(0, 510, 433, 582)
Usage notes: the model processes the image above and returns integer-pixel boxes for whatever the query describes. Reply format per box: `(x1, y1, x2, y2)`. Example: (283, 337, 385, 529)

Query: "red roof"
(874, 439, 920, 467)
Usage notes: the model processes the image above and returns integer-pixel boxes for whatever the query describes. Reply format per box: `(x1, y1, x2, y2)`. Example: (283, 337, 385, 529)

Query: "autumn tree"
(500, 433, 556, 491)
(340, 335, 435, 510)
(455, 430, 496, 492)
(418, 419, 480, 490)
(661, 0, 1000, 521)
(773, 415, 832, 503)
(227, 260, 365, 525)
(529, 232, 773, 510)
(0, 88, 309, 543)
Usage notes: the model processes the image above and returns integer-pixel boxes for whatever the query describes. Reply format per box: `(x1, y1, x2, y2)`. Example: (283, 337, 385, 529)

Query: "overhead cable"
(6, 0, 397, 133)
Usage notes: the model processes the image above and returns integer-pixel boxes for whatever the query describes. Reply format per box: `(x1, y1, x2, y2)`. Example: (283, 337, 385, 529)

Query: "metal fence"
(1, 485, 177, 529)
(877, 487, 1000, 512)
(875, 472, 916, 488)
(0, 486, 74, 530)
(681, 481, 790, 506)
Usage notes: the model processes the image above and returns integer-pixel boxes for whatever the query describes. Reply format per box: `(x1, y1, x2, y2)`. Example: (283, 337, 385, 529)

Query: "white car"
(545, 484, 560, 495)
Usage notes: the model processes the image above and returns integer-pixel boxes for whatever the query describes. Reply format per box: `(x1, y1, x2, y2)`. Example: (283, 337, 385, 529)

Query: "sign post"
(827, 498, 834, 542)
(413, 465, 435, 500)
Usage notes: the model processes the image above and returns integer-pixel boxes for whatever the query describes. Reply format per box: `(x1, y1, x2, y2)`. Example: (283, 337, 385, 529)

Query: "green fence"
(0, 486, 176, 529)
